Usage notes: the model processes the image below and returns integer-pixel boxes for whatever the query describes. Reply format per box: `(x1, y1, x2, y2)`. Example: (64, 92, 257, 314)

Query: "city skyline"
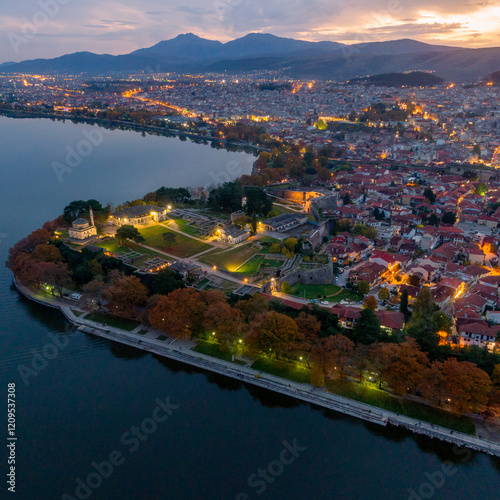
(1, 0, 500, 63)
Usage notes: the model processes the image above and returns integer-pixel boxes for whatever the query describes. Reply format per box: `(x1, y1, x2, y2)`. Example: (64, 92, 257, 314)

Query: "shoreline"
(0, 109, 269, 154)
(13, 276, 500, 457)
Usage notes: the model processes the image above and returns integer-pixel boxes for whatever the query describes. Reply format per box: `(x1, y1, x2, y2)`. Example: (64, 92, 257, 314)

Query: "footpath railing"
(13, 277, 500, 457)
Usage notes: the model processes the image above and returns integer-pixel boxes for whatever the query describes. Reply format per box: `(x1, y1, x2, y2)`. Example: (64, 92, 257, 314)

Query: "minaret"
(89, 206, 95, 227)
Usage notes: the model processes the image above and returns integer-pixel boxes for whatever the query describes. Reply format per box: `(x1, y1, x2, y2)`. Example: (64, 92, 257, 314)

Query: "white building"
(68, 207, 97, 244)
(112, 205, 168, 227)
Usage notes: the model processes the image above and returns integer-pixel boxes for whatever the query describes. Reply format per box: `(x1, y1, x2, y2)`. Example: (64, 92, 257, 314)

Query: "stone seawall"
(13, 276, 500, 457)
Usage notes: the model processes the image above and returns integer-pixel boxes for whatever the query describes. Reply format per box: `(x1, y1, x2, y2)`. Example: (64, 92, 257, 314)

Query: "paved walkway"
(13, 277, 500, 457)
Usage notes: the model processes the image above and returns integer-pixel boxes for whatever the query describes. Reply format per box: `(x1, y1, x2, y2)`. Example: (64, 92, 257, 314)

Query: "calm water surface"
(1, 116, 499, 500)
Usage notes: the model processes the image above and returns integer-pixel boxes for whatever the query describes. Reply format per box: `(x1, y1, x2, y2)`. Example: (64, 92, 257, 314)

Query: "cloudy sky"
(1, 0, 500, 62)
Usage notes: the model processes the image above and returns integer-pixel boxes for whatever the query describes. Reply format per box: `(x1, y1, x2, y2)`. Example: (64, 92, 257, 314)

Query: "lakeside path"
(14, 277, 500, 458)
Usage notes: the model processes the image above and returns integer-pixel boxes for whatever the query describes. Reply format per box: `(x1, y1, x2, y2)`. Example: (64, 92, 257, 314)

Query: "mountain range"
(1, 33, 499, 82)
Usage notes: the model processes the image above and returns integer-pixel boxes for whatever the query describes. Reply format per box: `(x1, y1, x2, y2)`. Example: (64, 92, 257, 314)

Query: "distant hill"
(349, 39, 459, 55)
(2, 33, 499, 82)
(131, 33, 224, 60)
(348, 71, 445, 87)
(491, 70, 500, 84)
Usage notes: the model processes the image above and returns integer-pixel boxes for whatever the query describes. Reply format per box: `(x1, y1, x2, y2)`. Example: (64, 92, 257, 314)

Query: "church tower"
(89, 206, 95, 227)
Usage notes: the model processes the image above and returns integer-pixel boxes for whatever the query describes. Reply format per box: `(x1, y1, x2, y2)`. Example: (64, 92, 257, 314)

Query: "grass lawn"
(93, 239, 160, 258)
(157, 335, 167, 341)
(257, 235, 282, 246)
(272, 203, 303, 214)
(85, 312, 141, 332)
(326, 379, 476, 435)
(199, 243, 261, 272)
(236, 254, 266, 275)
(93, 238, 127, 254)
(261, 259, 284, 268)
(329, 289, 362, 303)
(166, 217, 202, 237)
(71, 309, 84, 317)
(140, 225, 211, 258)
(251, 357, 311, 384)
(289, 283, 342, 300)
(137, 329, 148, 335)
(193, 341, 246, 365)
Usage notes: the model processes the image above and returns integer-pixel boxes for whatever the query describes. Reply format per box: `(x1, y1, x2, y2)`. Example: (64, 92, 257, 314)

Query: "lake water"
(1, 116, 499, 500)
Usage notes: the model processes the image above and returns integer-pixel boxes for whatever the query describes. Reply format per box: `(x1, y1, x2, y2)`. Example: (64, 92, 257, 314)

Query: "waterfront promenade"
(14, 278, 500, 457)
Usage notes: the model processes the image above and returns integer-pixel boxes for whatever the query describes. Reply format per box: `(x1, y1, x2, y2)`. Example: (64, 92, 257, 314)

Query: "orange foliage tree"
(247, 311, 299, 359)
(104, 275, 148, 318)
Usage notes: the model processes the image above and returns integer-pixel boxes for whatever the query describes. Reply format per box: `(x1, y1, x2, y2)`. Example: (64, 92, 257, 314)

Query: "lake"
(0, 116, 499, 500)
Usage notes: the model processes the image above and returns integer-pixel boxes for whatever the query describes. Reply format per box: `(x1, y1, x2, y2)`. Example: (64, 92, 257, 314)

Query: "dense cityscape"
(3, 2, 500, 496)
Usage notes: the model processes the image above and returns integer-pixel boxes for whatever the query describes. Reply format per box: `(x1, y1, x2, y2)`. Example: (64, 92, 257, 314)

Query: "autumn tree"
(39, 261, 72, 297)
(148, 288, 213, 338)
(292, 312, 321, 356)
(378, 287, 390, 302)
(11, 253, 44, 287)
(363, 295, 378, 310)
(419, 361, 448, 407)
(235, 294, 270, 323)
(203, 302, 245, 349)
(368, 342, 397, 389)
(82, 278, 106, 309)
(7, 228, 52, 269)
(441, 358, 492, 414)
(382, 339, 429, 396)
(104, 275, 148, 318)
(248, 311, 299, 359)
(33, 243, 63, 263)
(312, 334, 355, 379)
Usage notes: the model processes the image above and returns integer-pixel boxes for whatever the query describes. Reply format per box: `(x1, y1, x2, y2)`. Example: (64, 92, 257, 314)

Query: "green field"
(140, 225, 212, 258)
(251, 357, 311, 384)
(272, 203, 303, 215)
(236, 255, 266, 275)
(326, 379, 476, 435)
(166, 217, 202, 237)
(261, 259, 284, 268)
(193, 341, 246, 365)
(329, 289, 362, 303)
(94, 238, 158, 257)
(93, 238, 126, 254)
(288, 283, 342, 299)
(85, 312, 141, 331)
(199, 243, 262, 272)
